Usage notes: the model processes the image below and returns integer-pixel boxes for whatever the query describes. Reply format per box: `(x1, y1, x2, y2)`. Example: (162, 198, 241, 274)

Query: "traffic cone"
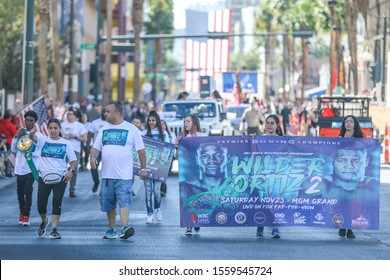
(385, 123, 389, 164)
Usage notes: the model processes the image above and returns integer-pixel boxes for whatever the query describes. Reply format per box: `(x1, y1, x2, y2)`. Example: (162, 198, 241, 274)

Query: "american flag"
(7, 96, 49, 167)
(7, 153, 16, 167)
(18, 95, 49, 136)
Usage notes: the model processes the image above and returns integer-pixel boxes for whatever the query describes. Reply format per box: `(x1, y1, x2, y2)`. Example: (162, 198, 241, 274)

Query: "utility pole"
(21, 0, 35, 104)
(103, 0, 113, 107)
(382, 16, 387, 102)
(94, 0, 102, 101)
(69, 0, 77, 104)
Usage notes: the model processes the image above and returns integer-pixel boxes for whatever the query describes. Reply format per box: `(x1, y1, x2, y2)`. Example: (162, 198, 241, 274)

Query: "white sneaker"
(155, 208, 163, 222)
(146, 215, 153, 224)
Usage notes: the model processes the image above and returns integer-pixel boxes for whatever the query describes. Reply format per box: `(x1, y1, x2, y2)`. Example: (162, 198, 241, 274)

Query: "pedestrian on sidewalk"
(11, 110, 44, 226)
(90, 103, 147, 240)
(30, 118, 77, 239)
(142, 111, 170, 224)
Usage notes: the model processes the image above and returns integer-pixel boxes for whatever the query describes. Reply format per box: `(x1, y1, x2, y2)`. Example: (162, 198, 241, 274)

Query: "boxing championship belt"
(16, 134, 39, 181)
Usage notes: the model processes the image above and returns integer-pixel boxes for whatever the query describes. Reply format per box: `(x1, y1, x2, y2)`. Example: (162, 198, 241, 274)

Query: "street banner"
(200, 76, 212, 98)
(179, 136, 380, 229)
(133, 137, 175, 183)
(223, 72, 258, 93)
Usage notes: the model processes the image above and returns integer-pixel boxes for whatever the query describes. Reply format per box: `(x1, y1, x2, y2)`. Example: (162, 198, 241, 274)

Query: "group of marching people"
(12, 101, 177, 240)
(12, 95, 364, 240)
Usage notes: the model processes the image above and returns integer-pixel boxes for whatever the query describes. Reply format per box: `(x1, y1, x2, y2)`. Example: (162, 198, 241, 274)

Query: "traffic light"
(369, 63, 381, 83)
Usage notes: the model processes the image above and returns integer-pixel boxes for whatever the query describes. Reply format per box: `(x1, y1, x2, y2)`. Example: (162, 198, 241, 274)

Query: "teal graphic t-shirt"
(102, 129, 129, 146)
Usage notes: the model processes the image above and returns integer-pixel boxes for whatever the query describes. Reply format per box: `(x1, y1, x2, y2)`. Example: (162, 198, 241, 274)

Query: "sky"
(173, 0, 216, 29)
(173, 0, 190, 29)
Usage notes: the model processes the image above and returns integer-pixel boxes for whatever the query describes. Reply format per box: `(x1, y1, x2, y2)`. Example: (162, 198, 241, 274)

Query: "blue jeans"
(100, 178, 133, 212)
(144, 179, 161, 215)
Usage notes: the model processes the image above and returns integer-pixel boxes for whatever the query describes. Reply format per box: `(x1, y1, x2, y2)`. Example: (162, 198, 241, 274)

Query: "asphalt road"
(0, 166, 390, 260)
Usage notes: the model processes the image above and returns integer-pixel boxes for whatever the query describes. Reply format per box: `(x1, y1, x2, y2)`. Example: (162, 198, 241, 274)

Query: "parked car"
(226, 104, 249, 134)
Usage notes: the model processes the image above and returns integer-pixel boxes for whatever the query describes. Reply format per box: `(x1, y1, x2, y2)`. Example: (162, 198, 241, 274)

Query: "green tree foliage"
(230, 48, 261, 71)
(144, 0, 174, 62)
(0, 0, 24, 90)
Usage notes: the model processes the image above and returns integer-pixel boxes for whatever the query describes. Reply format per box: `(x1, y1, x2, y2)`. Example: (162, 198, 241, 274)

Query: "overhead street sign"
(112, 43, 135, 53)
(81, 43, 96, 50)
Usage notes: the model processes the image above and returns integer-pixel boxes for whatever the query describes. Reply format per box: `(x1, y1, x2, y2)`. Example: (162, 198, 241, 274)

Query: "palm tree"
(0, 0, 24, 91)
(256, 0, 330, 103)
(132, 0, 144, 105)
(38, 0, 49, 99)
(51, 0, 64, 102)
(345, 0, 368, 95)
(144, 0, 173, 105)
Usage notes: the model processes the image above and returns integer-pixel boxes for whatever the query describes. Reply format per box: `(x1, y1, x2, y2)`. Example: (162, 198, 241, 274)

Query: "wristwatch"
(140, 169, 147, 172)
(69, 168, 75, 173)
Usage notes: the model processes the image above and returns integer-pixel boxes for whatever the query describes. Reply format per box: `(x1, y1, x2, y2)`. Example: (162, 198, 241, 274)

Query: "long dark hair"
(145, 111, 165, 141)
(339, 115, 364, 138)
(266, 114, 284, 136)
(161, 120, 172, 137)
(48, 118, 63, 138)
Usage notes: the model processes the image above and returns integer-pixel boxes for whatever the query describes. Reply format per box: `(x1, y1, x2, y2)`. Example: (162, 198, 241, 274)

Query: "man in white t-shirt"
(61, 107, 87, 197)
(86, 110, 107, 193)
(90, 103, 147, 240)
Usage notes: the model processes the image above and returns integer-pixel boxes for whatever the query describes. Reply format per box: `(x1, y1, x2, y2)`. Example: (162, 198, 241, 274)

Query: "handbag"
(41, 171, 63, 185)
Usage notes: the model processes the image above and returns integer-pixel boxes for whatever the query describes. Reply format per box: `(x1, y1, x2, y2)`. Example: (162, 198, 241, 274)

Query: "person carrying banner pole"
(142, 111, 170, 224)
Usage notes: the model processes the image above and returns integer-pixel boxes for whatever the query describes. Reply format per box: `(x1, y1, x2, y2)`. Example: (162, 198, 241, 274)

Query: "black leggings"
(37, 178, 67, 216)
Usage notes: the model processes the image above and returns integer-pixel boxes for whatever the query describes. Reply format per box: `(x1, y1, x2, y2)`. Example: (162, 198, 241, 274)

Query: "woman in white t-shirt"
(142, 111, 169, 224)
(175, 114, 206, 236)
(30, 118, 77, 239)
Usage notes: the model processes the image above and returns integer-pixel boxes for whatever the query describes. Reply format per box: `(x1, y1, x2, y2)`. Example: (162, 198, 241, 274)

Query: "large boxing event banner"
(179, 136, 380, 229)
(133, 137, 175, 183)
